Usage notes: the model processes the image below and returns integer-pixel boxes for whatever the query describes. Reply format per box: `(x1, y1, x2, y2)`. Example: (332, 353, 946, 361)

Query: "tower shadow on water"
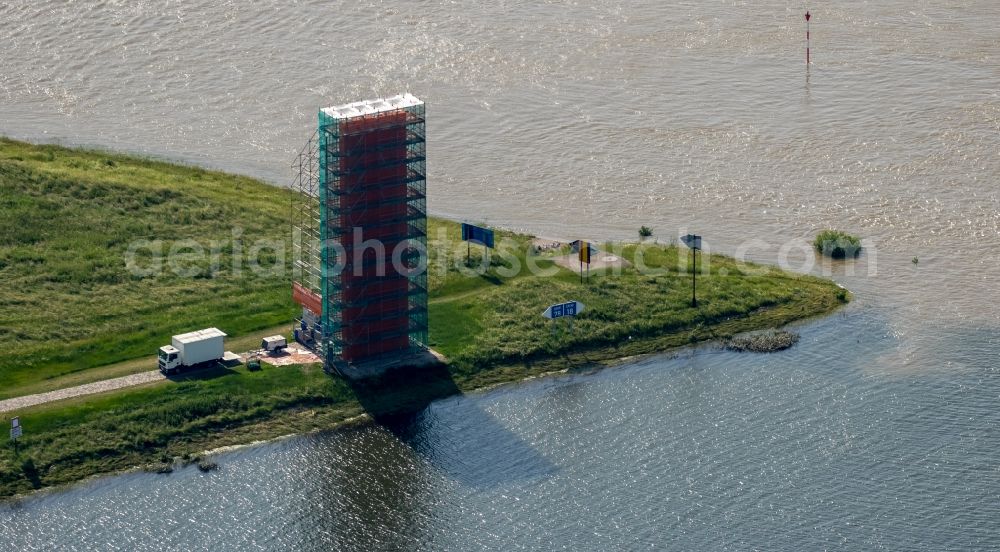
(346, 365, 558, 489)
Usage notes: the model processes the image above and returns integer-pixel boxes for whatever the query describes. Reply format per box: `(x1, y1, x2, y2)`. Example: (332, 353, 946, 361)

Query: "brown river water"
(1, 1, 999, 549)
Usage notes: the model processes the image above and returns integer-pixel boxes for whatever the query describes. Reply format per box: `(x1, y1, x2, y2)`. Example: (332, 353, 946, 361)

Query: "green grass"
(0, 363, 360, 497)
(430, 241, 845, 374)
(0, 139, 298, 397)
(813, 229, 862, 259)
(0, 139, 849, 499)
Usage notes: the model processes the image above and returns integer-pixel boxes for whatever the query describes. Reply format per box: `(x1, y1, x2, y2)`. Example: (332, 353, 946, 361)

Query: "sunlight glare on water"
(1, 0, 999, 549)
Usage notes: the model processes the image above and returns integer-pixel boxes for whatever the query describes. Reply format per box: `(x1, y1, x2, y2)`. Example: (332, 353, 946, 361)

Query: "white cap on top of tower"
(321, 93, 423, 120)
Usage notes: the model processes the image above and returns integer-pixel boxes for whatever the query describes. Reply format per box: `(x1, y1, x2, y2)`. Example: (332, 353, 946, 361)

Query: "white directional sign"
(542, 301, 585, 319)
(10, 417, 21, 440)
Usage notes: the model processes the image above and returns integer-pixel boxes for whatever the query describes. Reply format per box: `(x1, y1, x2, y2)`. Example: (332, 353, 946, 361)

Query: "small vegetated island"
(0, 139, 849, 498)
(813, 229, 862, 259)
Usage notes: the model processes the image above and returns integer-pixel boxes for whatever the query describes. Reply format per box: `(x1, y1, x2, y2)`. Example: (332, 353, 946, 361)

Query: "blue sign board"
(543, 301, 585, 319)
(681, 234, 702, 250)
(461, 223, 495, 249)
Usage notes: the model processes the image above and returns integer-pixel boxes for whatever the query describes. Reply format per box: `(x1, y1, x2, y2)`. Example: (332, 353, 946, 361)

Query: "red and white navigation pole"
(805, 11, 811, 65)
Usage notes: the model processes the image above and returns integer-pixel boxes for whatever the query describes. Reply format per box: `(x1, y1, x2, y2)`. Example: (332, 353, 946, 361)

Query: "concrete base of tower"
(326, 347, 446, 381)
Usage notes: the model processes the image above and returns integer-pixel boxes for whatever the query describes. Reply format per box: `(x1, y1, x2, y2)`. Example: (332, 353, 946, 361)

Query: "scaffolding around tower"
(291, 131, 323, 350)
(292, 93, 432, 378)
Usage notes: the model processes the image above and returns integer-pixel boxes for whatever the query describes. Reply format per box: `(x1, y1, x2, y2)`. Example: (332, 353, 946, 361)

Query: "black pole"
(580, 257, 583, 283)
(691, 248, 697, 308)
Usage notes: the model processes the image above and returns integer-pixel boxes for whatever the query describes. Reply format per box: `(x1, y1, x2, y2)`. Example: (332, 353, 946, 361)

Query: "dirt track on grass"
(0, 370, 165, 413)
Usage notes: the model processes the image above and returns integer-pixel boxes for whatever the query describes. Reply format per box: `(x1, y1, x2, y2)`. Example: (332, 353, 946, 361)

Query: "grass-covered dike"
(0, 139, 849, 499)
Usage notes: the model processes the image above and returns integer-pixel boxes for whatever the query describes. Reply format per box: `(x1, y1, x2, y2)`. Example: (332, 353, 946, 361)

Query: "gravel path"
(0, 370, 165, 413)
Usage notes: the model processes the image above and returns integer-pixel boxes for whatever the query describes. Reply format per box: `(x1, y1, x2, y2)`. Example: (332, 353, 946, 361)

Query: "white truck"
(158, 328, 227, 374)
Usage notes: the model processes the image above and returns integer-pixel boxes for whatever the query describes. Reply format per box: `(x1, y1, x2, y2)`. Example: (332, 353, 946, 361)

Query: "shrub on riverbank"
(813, 230, 861, 259)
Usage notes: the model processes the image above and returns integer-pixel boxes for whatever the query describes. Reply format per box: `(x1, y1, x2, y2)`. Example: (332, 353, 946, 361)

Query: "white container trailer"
(158, 328, 226, 374)
(261, 335, 287, 353)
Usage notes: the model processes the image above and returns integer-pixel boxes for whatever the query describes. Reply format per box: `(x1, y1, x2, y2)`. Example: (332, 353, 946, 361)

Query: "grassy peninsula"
(0, 139, 848, 499)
